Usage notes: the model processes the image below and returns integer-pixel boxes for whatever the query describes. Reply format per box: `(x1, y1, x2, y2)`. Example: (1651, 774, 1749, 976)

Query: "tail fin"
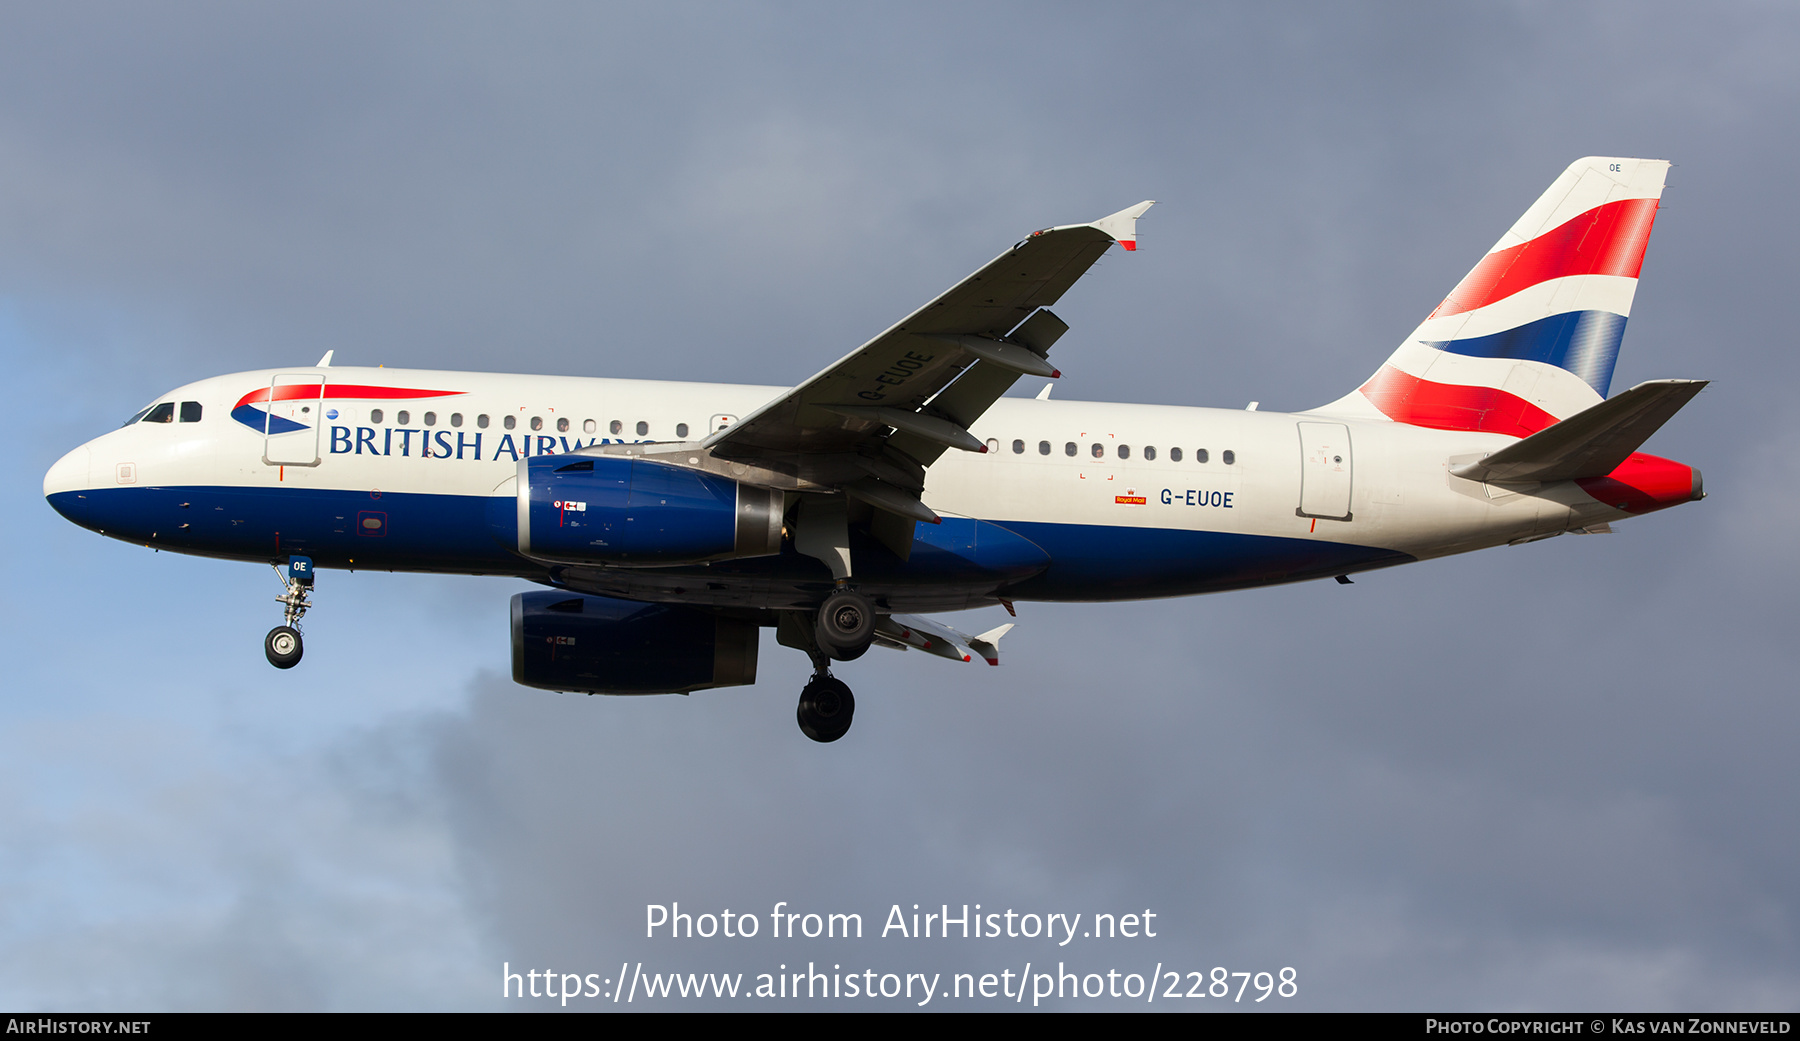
(1317, 157, 1669, 437)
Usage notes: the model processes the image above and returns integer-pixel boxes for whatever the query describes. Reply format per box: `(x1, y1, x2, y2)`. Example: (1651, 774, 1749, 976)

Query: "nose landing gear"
(266, 555, 313, 669)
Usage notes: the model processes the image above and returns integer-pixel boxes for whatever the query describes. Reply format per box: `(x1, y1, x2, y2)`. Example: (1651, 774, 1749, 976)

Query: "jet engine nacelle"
(511, 591, 759, 695)
(507, 455, 784, 564)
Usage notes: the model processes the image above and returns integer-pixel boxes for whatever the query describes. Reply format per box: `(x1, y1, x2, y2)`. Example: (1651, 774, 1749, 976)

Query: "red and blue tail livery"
(44, 165, 1705, 743)
(1330, 157, 1667, 436)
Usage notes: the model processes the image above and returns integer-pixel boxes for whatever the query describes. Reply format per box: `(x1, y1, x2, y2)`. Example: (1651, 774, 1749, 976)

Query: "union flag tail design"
(1318, 157, 1669, 437)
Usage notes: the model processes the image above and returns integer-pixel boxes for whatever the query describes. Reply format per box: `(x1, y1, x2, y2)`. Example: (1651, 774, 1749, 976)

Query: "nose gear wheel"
(265, 625, 303, 668)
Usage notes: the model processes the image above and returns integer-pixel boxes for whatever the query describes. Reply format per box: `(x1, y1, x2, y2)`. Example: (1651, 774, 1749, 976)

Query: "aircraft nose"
(44, 445, 92, 525)
(44, 445, 90, 497)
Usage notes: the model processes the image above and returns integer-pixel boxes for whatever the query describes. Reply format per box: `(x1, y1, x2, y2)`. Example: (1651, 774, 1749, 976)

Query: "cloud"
(3, 1, 1797, 1012)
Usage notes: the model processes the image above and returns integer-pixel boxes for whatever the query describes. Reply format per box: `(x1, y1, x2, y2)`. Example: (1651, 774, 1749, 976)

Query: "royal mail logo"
(1115, 494, 1147, 505)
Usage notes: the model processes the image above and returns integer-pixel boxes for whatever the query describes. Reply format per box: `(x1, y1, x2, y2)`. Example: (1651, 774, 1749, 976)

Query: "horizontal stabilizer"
(1450, 379, 1707, 483)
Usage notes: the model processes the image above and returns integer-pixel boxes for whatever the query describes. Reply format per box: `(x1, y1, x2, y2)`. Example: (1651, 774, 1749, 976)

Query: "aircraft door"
(262, 374, 327, 467)
(1297, 421, 1353, 521)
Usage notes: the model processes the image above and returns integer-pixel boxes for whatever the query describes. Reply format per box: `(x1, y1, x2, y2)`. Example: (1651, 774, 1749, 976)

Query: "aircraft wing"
(702, 202, 1153, 519)
(873, 614, 1016, 666)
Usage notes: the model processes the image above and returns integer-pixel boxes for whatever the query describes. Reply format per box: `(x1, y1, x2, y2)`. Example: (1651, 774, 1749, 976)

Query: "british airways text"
(329, 426, 638, 461)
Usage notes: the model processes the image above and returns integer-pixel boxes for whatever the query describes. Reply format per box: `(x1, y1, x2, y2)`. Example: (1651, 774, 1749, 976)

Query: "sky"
(1, 1, 1795, 1011)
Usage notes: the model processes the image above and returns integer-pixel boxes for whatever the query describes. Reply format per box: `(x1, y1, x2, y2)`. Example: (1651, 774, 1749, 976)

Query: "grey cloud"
(3, 0, 1796, 1012)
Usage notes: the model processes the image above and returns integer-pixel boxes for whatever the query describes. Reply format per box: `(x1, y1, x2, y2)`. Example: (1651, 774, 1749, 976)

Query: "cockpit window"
(179, 401, 203, 423)
(143, 402, 176, 424)
(123, 405, 155, 427)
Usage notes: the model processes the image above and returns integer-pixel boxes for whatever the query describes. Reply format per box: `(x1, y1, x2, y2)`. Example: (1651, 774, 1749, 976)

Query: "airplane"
(43, 156, 1705, 743)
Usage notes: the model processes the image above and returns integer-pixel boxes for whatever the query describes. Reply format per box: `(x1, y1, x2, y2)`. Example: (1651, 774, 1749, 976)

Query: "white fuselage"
(46, 364, 1628, 601)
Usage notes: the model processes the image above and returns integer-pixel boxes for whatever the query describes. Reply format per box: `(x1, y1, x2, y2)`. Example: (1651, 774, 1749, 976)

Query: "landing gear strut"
(777, 594, 875, 742)
(797, 651, 855, 743)
(266, 555, 314, 670)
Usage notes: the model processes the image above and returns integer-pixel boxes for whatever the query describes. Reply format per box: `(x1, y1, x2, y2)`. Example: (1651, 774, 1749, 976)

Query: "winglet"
(1090, 201, 1155, 251)
(968, 623, 1015, 666)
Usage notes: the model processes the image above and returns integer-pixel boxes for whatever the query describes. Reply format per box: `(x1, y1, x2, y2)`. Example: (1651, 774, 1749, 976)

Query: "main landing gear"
(792, 588, 877, 743)
(797, 660, 855, 744)
(266, 555, 314, 670)
(815, 588, 876, 662)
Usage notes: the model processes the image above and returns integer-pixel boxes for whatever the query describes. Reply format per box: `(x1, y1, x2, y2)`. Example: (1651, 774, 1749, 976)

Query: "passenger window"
(504, 415, 516, 430)
(1144, 445, 1156, 461)
(1223, 450, 1236, 465)
(179, 401, 202, 423)
(451, 413, 463, 428)
(1196, 448, 1208, 463)
(985, 438, 999, 453)
(1170, 446, 1182, 462)
(1091, 443, 1103, 459)
(1038, 441, 1051, 456)
(1012, 439, 1025, 454)
(676, 423, 689, 438)
(1065, 442, 1077, 457)
(423, 412, 436, 427)
(1118, 445, 1131, 459)
(557, 417, 569, 432)
(371, 408, 384, 424)
(144, 402, 175, 424)
(530, 417, 543, 431)
(583, 419, 596, 434)
(477, 414, 489, 429)
(397, 410, 410, 425)
(636, 421, 649, 436)
(610, 420, 623, 435)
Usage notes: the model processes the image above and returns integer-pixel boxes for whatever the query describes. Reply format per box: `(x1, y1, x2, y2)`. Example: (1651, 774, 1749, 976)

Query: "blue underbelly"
(48, 486, 526, 573)
(993, 520, 1413, 599)
(48, 486, 1414, 599)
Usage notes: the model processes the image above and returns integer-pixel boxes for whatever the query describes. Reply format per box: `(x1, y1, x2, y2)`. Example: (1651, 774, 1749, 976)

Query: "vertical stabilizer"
(1315, 157, 1669, 437)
